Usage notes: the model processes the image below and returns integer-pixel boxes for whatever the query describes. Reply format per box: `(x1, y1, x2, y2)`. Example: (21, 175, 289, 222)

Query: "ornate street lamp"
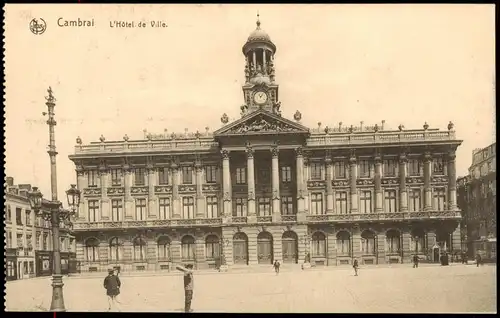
(25, 87, 81, 312)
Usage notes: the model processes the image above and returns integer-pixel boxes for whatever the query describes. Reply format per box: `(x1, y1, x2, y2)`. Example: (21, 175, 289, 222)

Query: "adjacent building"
(69, 18, 463, 272)
(4, 177, 76, 280)
(457, 143, 496, 261)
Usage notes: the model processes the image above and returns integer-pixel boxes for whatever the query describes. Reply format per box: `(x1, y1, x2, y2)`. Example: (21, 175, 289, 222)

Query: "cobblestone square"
(5, 264, 496, 313)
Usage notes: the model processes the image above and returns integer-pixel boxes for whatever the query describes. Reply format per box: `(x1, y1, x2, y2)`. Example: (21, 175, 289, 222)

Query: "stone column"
(246, 146, 256, 220)
(195, 163, 205, 218)
(147, 166, 157, 218)
(124, 166, 134, 219)
(303, 157, 310, 214)
(76, 169, 86, 220)
(447, 151, 457, 210)
(171, 163, 181, 219)
(100, 167, 110, 220)
(374, 154, 383, 213)
(349, 153, 358, 213)
(399, 153, 408, 212)
(271, 146, 281, 221)
(295, 148, 306, 221)
(325, 157, 334, 213)
(221, 150, 232, 217)
(423, 152, 433, 211)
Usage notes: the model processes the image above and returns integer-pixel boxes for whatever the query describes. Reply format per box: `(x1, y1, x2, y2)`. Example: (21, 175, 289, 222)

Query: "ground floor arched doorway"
(233, 232, 249, 265)
(282, 231, 298, 263)
(257, 232, 273, 264)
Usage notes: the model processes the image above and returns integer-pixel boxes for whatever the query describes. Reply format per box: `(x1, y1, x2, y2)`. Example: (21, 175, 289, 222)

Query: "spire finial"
(256, 12, 261, 29)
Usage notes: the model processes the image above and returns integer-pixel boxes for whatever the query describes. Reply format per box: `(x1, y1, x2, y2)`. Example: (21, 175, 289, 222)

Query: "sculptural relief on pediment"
(226, 115, 301, 134)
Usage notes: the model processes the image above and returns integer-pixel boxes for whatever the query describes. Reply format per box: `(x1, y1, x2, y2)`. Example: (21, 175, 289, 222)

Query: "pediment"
(214, 110, 309, 136)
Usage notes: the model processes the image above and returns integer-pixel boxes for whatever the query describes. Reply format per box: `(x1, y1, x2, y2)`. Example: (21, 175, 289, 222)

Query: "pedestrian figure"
(475, 253, 482, 267)
(273, 260, 281, 275)
(413, 254, 419, 268)
(103, 268, 122, 312)
(461, 251, 468, 265)
(176, 264, 194, 313)
(353, 259, 359, 276)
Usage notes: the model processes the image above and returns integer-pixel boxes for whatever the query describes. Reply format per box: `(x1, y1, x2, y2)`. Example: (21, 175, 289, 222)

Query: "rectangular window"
(43, 234, 48, 251)
(233, 198, 247, 217)
(358, 160, 371, 178)
(16, 208, 23, 225)
(311, 163, 323, 180)
(258, 197, 271, 216)
(281, 166, 292, 183)
(35, 233, 40, 250)
(88, 200, 99, 222)
(25, 210, 31, 226)
(111, 199, 122, 221)
(259, 168, 270, 184)
(281, 196, 294, 215)
(383, 160, 397, 177)
(110, 169, 122, 186)
(205, 166, 217, 184)
(158, 167, 169, 185)
(182, 166, 193, 184)
(6, 231, 11, 248)
(384, 190, 397, 213)
(158, 198, 170, 219)
(409, 189, 421, 212)
(6, 205, 11, 222)
(182, 197, 195, 219)
(335, 192, 348, 214)
(134, 168, 146, 186)
(359, 191, 372, 213)
(433, 158, 444, 174)
(236, 167, 247, 184)
(311, 193, 323, 215)
(206, 196, 218, 218)
(434, 188, 446, 211)
(135, 198, 147, 220)
(87, 170, 99, 187)
(17, 234, 24, 249)
(335, 161, 347, 179)
(408, 159, 421, 176)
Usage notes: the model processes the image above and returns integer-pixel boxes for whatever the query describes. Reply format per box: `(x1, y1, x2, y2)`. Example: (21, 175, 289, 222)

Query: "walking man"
(353, 258, 359, 276)
(273, 260, 281, 275)
(475, 253, 482, 267)
(413, 254, 419, 268)
(103, 268, 122, 312)
(176, 264, 194, 312)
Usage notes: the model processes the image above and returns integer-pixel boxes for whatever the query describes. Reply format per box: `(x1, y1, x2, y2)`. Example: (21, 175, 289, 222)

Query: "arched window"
(311, 232, 326, 257)
(386, 230, 401, 254)
(205, 235, 220, 260)
(411, 229, 426, 254)
(85, 238, 99, 262)
(133, 237, 147, 261)
(109, 237, 122, 262)
(361, 231, 376, 255)
(336, 231, 350, 256)
(157, 236, 171, 261)
(181, 236, 195, 260)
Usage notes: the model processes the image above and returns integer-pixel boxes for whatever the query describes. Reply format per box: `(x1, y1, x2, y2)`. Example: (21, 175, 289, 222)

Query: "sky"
(4, 4, 496, 202)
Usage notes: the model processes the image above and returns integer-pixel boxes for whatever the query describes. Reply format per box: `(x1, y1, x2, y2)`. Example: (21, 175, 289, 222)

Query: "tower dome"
(247, 19, 272, 43)
(242, 14, 276, 55)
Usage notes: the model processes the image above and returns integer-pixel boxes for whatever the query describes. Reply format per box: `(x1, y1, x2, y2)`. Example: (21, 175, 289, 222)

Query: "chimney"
(18, 184, 32, 191)
(6, 177, 14, 187)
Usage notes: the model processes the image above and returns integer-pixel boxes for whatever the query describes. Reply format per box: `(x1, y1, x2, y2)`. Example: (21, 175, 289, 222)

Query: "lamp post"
(27, 87, 81, 312)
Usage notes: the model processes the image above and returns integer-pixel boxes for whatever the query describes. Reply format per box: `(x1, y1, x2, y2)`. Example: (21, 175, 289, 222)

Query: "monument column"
(447, 151, 457, 210)
(221, 150, 232, 217)
(399, 153, 408, 212)
(349, 152, 358, 213)
(325, 156, 334, 213)
(423, 152, 433, 211)
(171, 163, 181, 218)
(295, 148, 306, 220)
(271, 146, 280, 221)
(195, 163, 205, 218)
(246, 145, 256, 220)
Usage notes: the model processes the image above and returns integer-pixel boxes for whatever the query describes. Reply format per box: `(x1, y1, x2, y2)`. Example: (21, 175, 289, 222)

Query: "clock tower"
(241, 14, 280, 116)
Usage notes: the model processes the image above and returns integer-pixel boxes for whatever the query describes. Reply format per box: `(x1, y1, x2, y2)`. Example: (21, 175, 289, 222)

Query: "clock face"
(253, 91, 268, 104)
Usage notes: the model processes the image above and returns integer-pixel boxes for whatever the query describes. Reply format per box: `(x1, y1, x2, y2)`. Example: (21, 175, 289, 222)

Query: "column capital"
(447, 151, 456, 161)
(295, 147, 303, 158)
(123, 165, 131, 174)
(221, 149, 230, 160)
(325, 157, 333, 167)
(271, 146, 279, 158)
(399, 152, 408, 164)
(194, 163, 203, 173)
(349, 150, 357, 165)
(424, 151, 433, 162)
(246, 145, 254, 159)
(76, 169, 85, 177)
(146, 164, 155, 173)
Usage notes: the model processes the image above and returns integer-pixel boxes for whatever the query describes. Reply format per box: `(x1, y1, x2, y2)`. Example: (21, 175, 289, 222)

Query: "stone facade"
(69, 18, 463, 272)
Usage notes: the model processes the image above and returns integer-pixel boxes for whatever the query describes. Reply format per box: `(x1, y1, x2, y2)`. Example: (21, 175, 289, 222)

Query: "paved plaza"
(6, 264, 496, 313)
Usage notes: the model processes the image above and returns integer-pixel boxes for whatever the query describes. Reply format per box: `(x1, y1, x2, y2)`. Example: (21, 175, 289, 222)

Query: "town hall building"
(69, 17, 463, 272)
